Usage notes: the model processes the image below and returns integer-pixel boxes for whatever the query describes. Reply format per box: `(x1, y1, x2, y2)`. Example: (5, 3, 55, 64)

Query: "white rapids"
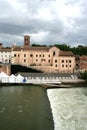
(47, 87, 87, 130)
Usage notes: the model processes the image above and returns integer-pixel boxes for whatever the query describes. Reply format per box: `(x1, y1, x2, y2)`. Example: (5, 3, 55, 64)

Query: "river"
(0, 85, 54, 130)
(47, 86, 87, 130)
(0, 85, 87, 130)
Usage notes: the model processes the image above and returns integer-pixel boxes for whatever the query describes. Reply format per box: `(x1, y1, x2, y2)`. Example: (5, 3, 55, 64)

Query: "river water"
(0, 85, 87, 130)
(0, 85, 54, 130)
(47, 86, 87, 130)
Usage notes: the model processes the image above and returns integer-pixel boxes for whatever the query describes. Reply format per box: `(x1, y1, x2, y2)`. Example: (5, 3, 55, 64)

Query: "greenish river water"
(0, 84, 87, 130)
(0, 85, 54, 130)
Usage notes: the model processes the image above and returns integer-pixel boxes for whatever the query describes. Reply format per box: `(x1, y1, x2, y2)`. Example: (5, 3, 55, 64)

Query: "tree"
(53, 43, 71, 51)
(80, 71, 87, 81)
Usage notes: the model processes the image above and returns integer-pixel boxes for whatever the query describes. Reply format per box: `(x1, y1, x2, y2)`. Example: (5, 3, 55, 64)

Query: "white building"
(0, 43, 12, 64)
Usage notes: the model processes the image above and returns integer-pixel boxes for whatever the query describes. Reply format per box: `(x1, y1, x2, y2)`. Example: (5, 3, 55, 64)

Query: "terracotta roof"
(80, 55, 87, 61)
(59, 51, 74, 56)
(0, 48, 11, 52)
(12, 46, 22, 51)
(13, 46, 50, 52)
(29, 47, 51, 51)
(23, 46, 30, 51)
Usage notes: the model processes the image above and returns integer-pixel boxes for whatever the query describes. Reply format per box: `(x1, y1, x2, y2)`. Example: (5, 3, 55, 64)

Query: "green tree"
(80, 71, 87, 81)
(54, 44, 71, 51)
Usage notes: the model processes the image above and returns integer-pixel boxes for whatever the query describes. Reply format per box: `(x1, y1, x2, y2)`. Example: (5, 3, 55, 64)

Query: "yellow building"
(11, 35, 75, 73)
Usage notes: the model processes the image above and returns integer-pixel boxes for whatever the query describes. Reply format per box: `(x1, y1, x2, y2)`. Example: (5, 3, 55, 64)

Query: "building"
(0, 43, 11, 64)
(11, 35, 75, 73)
(75, 55, 87, 72)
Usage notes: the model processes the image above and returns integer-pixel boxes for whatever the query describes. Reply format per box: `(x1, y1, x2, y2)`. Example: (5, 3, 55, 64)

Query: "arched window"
(53, 51, 55, 56)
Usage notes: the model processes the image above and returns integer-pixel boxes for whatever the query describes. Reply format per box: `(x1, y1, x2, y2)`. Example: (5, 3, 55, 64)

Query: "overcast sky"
(0, 0, 87, 47)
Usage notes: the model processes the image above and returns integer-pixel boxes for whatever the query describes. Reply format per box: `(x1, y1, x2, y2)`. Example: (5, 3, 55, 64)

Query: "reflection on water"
(0, 86, 54, 130)
(47, 87, 87, 130)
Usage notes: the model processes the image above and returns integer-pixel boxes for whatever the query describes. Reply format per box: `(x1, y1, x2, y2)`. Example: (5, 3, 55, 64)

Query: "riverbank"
(0, 80, 86, 89)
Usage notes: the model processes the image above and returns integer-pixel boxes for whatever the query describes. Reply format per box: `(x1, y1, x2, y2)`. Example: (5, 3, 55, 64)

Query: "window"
(41, 59, 45, 61)
(48, 59, 50, 62)
(53, 51, 55, 56)
(36, 55, 38, 57)
(66, 60, 68, 63)
(25, 43, 28, 45)
(62, 60, 64, 63)
(5, 59, 8, 63)
(55, 64, 57, 67)
(75, 57, 80, 61)
(14, 54, 16, 57)
(36, 59, 38, 61)
(39, 55, 41, 57)
(30, 54, 33, 57)
(24, 59, 26, 62)
(55, 60, 57, 63)
(24, 54, 26, 57)
(18, 54, 20, 57)
(25, 38, 26, 41)
(66, 65, 68, 67)
(43, 54, 44, 57)
(62, 65, 64, 67)
(69, 60, 71, 63)
(25, 38, 28, 41)
(48, 55, 50, 57)
(70, 65, 71, 67)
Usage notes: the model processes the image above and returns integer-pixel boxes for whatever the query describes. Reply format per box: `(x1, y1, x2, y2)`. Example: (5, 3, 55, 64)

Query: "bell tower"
(24, 35, 30, 47)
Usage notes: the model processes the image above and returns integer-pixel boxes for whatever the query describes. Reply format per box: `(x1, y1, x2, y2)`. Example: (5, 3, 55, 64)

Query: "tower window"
(25, 43, 29, 45)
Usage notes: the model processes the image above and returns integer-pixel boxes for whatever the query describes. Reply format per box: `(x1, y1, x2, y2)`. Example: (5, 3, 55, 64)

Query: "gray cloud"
(0, 0, 87, 47)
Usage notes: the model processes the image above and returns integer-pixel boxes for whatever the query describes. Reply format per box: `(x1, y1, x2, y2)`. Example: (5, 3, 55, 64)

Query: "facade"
(0, 35, 75, 73)
(75, 55, 87, 71)
(11, 35, 75, 73)
(0, 44, 11, 64)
